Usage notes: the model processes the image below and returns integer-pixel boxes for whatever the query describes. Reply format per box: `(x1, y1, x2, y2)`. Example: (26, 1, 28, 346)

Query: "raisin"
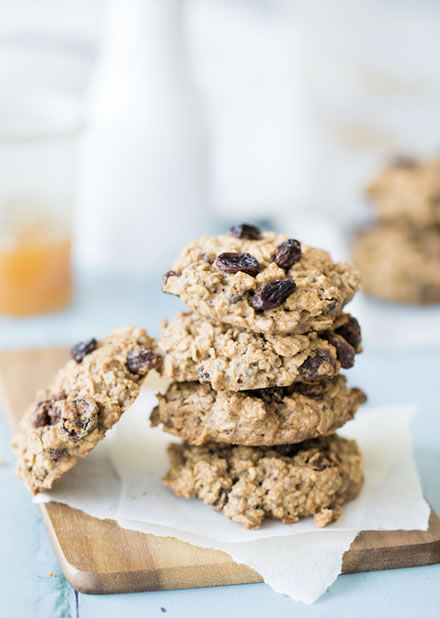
(300, 349, 335, 380)
(126, 346, 158, 375)
(33, 399, 63, 428)
(49, 448, 68, 459)
(273, 444, 301, 457)
(252, 279, 296, 311)
(294, 383, 325, 399)
(390, 155, 417, 169)
(252, 386, 287, 405)
(213, 488, 230, 509)
(326, 333, 355, 369)
(215, 252, 260, 276)
(60, 397, 98, 440)
(311, 455, 330, 471)
(71, 338, 97, 363)
(33, 401, 52, 428)
(197, 367, 210, 383)
(48, 406, 61, 425)
(335, 316, 361, 350)
(274, 239, 301, 270)
(228, 292, 245, 304)
(229, 223, 261, 240)
(162, 270, 181, 285)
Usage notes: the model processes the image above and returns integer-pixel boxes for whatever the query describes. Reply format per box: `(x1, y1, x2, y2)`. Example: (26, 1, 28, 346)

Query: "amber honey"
(0, 213, 72, 316)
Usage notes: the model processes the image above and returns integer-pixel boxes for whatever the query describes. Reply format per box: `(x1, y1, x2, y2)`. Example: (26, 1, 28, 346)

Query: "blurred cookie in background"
(352, 221, 440, 305)
(367, 157, 440, 227)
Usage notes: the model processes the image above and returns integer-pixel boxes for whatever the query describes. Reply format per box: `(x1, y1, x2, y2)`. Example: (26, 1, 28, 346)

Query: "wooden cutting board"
(0, 346, 439, 595)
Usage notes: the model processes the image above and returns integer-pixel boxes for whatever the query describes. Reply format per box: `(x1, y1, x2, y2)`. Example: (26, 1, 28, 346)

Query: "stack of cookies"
(353, 157, 440, 304)
(152, 224, 367, 529)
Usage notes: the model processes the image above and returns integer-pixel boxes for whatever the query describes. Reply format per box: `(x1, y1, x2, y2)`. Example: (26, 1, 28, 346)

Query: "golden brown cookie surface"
(13, 326, 159, 494)
(163, 434, 364, 529)
(163, 229, 360, 335)
(152, 375, 366, 447)
(159, 311, 362, 391)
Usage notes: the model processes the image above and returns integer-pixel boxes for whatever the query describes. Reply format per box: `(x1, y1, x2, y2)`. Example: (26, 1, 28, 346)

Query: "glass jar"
(0, 88, 83, 316)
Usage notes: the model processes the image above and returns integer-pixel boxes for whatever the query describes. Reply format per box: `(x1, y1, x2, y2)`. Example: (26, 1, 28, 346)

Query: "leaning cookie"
(352, 221, 440, 304)
(12, 326, 159, 494)
(367, 156, 440, 227)
(159, 311, 362, 391)
(163, 435, 364, 529)
(151, 375, 366, 446)
(162, 225, 360, 336)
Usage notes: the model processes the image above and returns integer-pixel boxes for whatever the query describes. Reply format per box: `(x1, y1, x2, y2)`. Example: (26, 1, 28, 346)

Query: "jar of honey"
(0, 89, 83, 316)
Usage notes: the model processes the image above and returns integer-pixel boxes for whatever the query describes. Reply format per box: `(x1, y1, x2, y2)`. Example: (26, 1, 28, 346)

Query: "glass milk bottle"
(76, 0, 210, 275)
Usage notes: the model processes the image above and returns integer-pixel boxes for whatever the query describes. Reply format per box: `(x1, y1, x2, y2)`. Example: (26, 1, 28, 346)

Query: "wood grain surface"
(0, 347, 439, 594)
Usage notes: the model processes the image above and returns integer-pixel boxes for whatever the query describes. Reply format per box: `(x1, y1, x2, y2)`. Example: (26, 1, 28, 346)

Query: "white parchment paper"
(35, 388, 429, 603)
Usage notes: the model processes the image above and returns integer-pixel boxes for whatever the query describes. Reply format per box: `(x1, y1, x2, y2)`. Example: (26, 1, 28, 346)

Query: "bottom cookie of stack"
(162, 435, 363, 529)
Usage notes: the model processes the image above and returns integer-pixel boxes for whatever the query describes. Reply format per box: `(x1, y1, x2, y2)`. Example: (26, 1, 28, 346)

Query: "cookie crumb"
(0, 459, 6, 467)
(49, 571, 55, 577)
(314, 507, 341, 528)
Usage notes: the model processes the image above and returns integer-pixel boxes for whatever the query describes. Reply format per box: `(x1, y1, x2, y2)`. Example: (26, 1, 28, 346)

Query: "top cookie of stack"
(162, 224, 360, 337)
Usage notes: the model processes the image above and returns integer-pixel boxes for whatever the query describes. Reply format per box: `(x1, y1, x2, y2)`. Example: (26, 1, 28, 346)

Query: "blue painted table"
(0, 274, 439, 618)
